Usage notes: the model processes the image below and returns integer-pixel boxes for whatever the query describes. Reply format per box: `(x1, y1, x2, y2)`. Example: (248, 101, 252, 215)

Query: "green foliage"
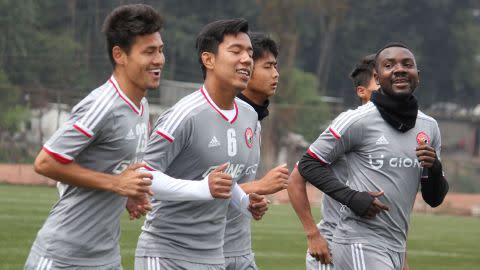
(276, 69, 330, 142)
(0, 70, 29, 133)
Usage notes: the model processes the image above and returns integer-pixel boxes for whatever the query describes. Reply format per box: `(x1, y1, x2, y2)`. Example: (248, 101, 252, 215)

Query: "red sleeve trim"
(307, 149, 328, 166)
(42, 146, 73, 164)
(156, 130, 174, 142)
(144, 164, 156, 171)
(73, 124, 93, 138)
(329, 127, 340, 140)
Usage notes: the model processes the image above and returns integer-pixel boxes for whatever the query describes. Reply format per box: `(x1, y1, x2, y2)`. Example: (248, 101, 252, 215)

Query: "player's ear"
(356, 86, 366, 99)
(201, 52, 215, 71)
(112, 46, 127, 66)
(373, 70, 380, 86)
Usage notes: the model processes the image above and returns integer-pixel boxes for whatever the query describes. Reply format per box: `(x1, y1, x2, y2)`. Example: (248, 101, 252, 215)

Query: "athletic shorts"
(135, 256, 225, 270)
(306, 252, 333, 270)
(24, 251, 122, 270)
(331, 242, 405, 270)
(225, 253, 258, 270)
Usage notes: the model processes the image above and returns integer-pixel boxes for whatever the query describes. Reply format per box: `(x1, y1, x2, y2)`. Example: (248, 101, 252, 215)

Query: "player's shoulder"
(417, 110, 438, 124)
(166, 89, 207, 118)
(154, 89, 206, 135)
(331, 102, 377, 133)
(235, 97, 257, 114)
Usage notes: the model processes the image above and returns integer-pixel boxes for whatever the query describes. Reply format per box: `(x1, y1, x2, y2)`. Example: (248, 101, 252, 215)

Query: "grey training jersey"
(29, 76, 150, 266)
(317, 156, 349, 242)
(223, 121, 261, 257)
(136, 87, 259, 264)
(307, 102, 442, 252)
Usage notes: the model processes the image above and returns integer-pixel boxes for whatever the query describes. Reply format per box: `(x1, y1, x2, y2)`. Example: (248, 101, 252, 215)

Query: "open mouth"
(149, 69, 161, 77)
(236, 68, 251, 79)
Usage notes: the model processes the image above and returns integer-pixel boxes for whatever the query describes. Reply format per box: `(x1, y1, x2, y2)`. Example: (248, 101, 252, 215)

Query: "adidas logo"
(125, 129, 136, 140)
(376, 135, 389, 145)
(208, 136, 221, 148)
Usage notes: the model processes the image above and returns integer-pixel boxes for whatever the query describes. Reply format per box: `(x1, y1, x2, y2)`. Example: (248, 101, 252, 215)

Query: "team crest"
(416, 131, 430, 145)
(245, 127, 254, 148)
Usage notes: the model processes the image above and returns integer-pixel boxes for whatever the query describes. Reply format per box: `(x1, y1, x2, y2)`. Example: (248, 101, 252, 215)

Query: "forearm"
(298, 153, 373, 216)
(34, 150, 117, 192)
(230, 183, 252, 218)
(421, 159, 449, 207)
(240, 181, 265, 195)
(287, 168, 319, 236)
(148, 170, 213, 201)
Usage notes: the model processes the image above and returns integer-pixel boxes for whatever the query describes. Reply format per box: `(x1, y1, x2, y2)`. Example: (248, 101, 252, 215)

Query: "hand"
(248, 193, 269, 220)
(307, 231, 332, 264)
(416, 144, 437, 168)
(258, 164, 290, 194)
(126, 195, 152, 220)
(208, 163, 233, 199)
(363, 191, 389, 219)
(115, 163, 153, 199)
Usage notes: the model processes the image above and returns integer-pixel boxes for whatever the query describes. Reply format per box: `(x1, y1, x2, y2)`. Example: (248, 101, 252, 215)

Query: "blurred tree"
(0, 69, 30, 162)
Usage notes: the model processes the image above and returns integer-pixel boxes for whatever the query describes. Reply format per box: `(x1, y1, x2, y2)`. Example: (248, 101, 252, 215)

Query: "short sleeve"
(143, 108, 193, 172)
(43, 90, 115, 164)
(307, 110, 364, 164)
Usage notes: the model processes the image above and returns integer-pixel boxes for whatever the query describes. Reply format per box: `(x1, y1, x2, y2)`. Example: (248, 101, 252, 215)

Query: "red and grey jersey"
(307, 102, 442, 252)
(136, 86, 259, 265)
(31, 76, 150, 266)
(223, 118, 261, 258)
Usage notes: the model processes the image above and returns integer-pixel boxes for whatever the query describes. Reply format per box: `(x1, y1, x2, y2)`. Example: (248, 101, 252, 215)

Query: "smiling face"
(375, 47, 419, 98)
(206, 33, 253, 92)
(115, 32, 165, 92)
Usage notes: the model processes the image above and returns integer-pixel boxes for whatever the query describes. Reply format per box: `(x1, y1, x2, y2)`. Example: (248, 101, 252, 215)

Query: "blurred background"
(1, 0, 479, 194)
(1, 1, 480, 269)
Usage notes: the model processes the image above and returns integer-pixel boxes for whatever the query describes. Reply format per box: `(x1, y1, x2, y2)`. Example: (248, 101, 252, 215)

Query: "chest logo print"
(245, 127, 254, 148)
(376, 135, 389, 145)
(208, 136, 221, 148)
(416, 131, 430, 145)
(125, 129, 136, 140)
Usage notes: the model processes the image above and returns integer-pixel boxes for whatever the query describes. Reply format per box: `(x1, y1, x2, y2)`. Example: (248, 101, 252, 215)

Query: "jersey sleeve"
(430, 120, 442, 160)
(43, 94, 114, 164)
(307, 110, 364, 164)
(143, 107, 193, 172)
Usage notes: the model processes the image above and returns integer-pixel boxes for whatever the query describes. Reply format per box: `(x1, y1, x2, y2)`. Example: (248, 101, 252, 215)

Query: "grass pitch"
(1, 184, 479, 270)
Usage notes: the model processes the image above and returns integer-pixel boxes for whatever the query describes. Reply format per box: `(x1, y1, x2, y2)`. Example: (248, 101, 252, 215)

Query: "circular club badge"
(416, 131, 430, 145)
(245, 127, 254, 148)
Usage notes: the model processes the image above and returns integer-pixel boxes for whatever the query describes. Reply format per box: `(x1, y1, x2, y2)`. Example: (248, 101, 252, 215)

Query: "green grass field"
(1, 184, 479, 270)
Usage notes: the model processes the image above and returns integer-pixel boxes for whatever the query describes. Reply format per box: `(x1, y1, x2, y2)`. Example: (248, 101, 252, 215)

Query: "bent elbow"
(34, 153, 52, 176)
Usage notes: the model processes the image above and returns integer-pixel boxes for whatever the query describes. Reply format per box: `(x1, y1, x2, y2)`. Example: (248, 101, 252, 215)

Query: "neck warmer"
(370, 90, 418, 132)
(237, 93, 270, 121)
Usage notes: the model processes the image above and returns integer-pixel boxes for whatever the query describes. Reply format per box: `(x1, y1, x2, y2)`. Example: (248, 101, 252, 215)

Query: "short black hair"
(350, 54, 375, 88)
(102, 4, 163, 66)
(374, 42, 411, 70)
(195, 18, 249, 79)
(249, 32, 278, 61)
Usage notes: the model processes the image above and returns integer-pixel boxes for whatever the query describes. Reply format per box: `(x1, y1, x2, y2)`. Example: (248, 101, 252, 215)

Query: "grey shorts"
(331, 242, 405, 270)
(24, 251, 122, 270)
(225, 253, 258, 270)
(306, 252, 334, 270)
(135, 256, 225, 270)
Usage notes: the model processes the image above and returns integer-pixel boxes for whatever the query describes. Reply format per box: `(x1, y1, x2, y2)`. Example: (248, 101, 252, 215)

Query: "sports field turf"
(1, 184, 479, 269)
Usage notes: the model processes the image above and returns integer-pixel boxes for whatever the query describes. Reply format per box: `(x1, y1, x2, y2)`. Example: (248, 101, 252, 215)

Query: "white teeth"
(149, 69, 161, 73)
(238, 70, 249, 76)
